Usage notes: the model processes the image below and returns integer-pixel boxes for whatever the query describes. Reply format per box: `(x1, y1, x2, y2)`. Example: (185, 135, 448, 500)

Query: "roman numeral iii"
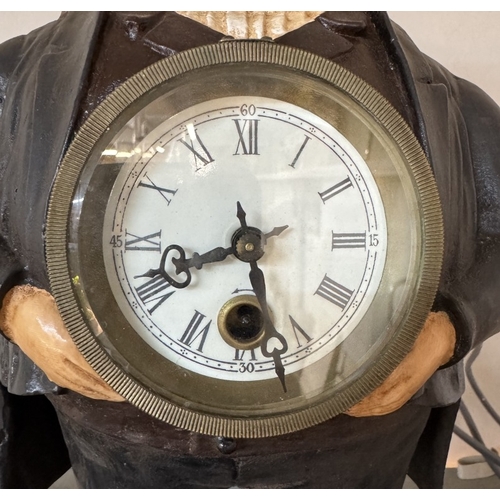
(331, 232, 366, 250)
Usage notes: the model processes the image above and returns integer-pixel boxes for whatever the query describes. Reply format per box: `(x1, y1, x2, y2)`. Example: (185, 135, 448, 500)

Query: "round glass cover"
(46, 42, 443, 437)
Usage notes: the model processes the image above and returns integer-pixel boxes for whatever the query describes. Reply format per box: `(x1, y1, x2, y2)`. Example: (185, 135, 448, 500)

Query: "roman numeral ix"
(125, 230, 161, 252)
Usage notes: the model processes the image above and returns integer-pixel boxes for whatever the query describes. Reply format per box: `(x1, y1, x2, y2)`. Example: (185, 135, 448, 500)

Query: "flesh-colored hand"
(0, 285, 456, 411)
(0, 285, 124, 402)
(346, 311, 456, 417)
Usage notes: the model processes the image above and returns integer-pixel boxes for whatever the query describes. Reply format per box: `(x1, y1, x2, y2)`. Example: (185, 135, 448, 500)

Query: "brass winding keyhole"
(217, 295, 266, 349)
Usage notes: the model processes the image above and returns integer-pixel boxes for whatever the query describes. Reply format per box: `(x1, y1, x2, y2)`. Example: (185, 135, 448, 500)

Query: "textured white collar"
(176, 11, 323, 39)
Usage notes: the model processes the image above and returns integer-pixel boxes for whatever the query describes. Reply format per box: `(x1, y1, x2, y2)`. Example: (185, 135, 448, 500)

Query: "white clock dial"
(102, 96, 387, 383)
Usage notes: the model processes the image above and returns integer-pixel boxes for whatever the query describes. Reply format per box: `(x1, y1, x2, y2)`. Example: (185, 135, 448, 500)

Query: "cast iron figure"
(0, 12, 499, 488)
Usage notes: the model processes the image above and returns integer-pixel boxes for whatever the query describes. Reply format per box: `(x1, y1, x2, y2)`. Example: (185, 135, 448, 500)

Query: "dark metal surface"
(0, 385, 70, 488)
(0, 336, 60, 396)
(48, 389, 433, 488)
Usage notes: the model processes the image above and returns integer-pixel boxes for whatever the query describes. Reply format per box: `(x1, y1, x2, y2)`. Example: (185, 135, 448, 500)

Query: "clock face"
(46, 42, 443, 437)
(102, 96, 387, 382)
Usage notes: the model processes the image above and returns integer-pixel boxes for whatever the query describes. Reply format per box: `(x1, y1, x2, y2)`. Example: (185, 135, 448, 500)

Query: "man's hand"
(0, 285, 124, 402)
(0, 284, 456, 413)
(346, 311, 456, 417)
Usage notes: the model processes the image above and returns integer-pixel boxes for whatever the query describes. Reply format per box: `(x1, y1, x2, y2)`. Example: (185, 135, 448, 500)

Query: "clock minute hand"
(235, 200, 288, 392)
(249, 257, 288, 393)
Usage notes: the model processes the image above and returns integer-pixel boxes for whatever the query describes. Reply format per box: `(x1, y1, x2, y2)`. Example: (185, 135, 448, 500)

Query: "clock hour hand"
(135, 213, 288, 288)
(135, 244, 235, 289)
(173, 245, 235, 273)
(134, 244, 192, 288)
(173, 222, 287, 274)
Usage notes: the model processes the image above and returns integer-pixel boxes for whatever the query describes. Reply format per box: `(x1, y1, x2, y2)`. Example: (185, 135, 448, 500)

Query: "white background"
(1, 10, 499, 471)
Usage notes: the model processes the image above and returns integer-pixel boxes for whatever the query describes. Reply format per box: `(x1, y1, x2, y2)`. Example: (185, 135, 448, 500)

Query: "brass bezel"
(45, 41, 444, 438)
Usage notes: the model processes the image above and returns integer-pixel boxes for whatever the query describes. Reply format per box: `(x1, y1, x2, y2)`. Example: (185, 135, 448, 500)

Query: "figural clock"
(45, 41, 443, 437)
